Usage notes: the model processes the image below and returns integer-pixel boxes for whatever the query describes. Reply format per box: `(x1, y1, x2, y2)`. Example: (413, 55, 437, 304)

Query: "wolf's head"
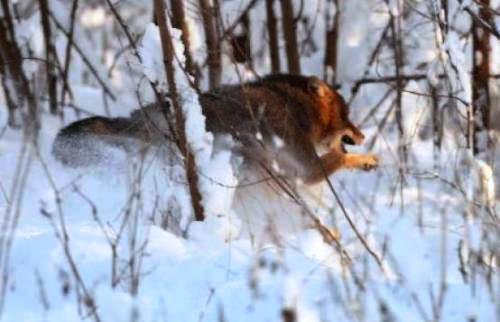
(305, 76, 365, 151)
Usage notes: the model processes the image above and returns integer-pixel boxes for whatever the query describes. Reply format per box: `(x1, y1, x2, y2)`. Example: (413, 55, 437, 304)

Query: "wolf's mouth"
(341, 135, 355, 145)
(340, 134, 356, 153)
(323, 133, 358, 154)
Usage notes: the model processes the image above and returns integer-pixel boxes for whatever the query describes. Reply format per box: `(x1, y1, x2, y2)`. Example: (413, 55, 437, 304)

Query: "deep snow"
(0, 0, 498, 321)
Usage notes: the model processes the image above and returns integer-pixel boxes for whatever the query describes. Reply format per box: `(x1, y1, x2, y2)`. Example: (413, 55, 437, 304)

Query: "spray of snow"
(473, 159, 496, 209)
(138, 23, 239, 237)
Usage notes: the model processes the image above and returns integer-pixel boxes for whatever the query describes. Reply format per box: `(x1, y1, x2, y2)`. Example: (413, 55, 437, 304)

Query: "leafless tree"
(198, 0, 222, 88)
(229, 12, 252, 66)
(279, 0, 301, 74)
(170, 0, 198, 83)
(385, 0, 406, 166)
(38, 0, 58, 114)
(324, 0, 339, 84)
(471, 0, 492, 154)
(154, 0, 206, 221)
(0, 0, 38, 133)
(266, 0, 281, 73)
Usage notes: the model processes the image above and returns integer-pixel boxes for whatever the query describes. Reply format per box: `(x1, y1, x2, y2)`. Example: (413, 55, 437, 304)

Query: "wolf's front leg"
(343, 153, 379, 171)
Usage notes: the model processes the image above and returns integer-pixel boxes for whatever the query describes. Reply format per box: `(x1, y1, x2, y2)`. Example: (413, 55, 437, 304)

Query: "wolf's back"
(52, 74, 339, 170)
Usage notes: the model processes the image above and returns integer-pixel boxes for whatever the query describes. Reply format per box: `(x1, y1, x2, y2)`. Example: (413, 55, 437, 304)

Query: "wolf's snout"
(355, 132, 365, 144)
(343, 127, 365, 145)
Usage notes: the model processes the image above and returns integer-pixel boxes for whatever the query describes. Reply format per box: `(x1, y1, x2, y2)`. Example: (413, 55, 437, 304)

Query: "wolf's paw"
(362, 154, 379, 171)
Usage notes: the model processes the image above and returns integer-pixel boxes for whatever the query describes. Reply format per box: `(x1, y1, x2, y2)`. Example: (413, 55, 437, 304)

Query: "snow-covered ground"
(0, 0, 498, 321)
(0, 88, 497, 321)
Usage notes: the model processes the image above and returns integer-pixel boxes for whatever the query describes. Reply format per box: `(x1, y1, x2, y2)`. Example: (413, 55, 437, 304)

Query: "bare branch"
(154, 0, 206, 221)
(279, 0, 301, 74)
(49, 11, 116, 101)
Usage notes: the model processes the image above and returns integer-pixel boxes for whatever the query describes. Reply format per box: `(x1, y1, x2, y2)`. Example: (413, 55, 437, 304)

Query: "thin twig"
(49, 11, 116, 101)
(60, 0, 79, 105)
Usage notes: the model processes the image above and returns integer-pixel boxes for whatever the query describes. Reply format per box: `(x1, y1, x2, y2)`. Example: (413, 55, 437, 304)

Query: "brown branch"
(359, 86, 393, 127)
(350, 73, 500, 92)
(49, 11, 116, 101)
(354, 74, 429, 85)
(293, 0, 304, 24)
(0, 3, 38, 132)
(154, 0, 205, 221)
(347, 22, 391, 105)
(60, 0, 79, 105)
(104, 0, 138, 55)
(197, 0, 260, 74)
(402, 88, 470, 107)
(38, 0, 58, 114)
(471, 0, 492, 154)
(279, 0, 301, 74)
(472, 0, 500, 15)
(464, 5, 500, 39)
(323, 0, 340, 84)
(219, 0, 260, 41)
(386, 0, 406, 166)
(429, 83, 443, 163)
(103, 0, 185, 151)
(325, 175, 385, 271)
(36, 152, 102, 322)
(170, 0, 197, 82)
(0, 54, 17, 126)
(0, 0, 16, 42)
(198, 0, 222, 89)
(265, 0, 281, 73)
(0, 138, 32, 315)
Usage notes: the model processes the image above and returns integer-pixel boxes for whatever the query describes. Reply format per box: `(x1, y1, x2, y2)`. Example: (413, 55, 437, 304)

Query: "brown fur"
(53, 74, 378, 183)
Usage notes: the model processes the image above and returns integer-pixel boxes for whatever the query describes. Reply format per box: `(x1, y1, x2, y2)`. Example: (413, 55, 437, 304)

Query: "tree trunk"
(279, 0, 300, 74)
(229, 12, 252, 66)
(0, 54, 17, 126)
(441, 0, 448, 33)
(38, 0, 58, 114)
(154, 0, 205, 221)
(198, 0, 221, 89)
(60, 0, 78, 106)
(429, 83, 442, 168)
(324, 0, 339, 84)
(265, 0, 280, 73)
(0, 0, 37, 133)
(170, 0, 197, 83)
(471, 0, 491, 155)
(387, 0, 406, 165)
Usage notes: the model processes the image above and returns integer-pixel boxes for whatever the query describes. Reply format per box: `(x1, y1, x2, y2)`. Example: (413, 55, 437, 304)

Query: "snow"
(3, 113, 496, 321)
(139, 22, 239, 231)
(80, 7, 107, 28)
(0, 1, 498, 322)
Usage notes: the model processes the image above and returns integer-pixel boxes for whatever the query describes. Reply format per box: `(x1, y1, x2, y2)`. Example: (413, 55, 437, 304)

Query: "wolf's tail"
(52, 115, 149, 167)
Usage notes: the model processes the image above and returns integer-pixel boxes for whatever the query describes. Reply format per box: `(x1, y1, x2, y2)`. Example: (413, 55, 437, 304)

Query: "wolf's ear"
(307, 76, 327, 97)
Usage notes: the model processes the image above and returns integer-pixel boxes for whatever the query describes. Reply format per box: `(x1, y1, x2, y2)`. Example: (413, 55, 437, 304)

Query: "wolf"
(53, 74, 378, 183)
